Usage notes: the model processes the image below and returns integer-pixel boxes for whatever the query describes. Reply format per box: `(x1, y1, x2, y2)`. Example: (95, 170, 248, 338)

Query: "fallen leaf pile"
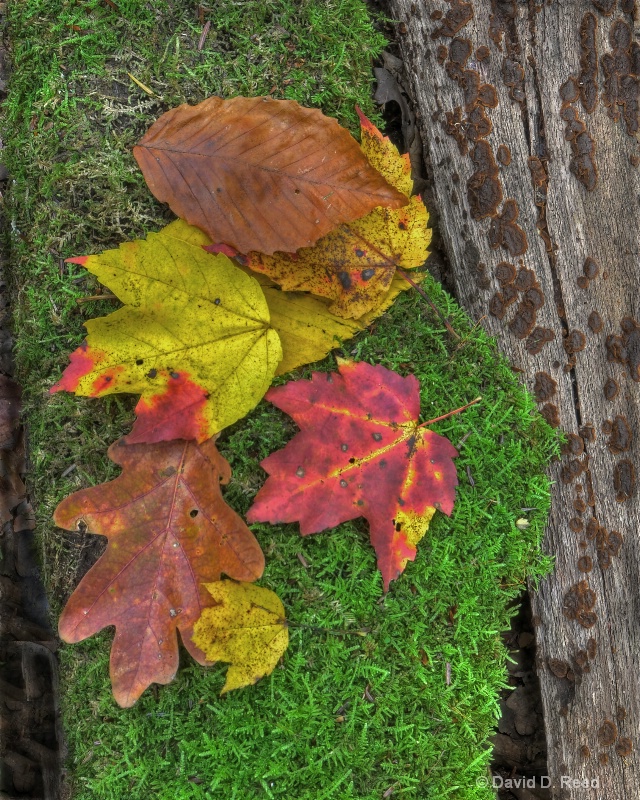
(50, 96, 468, 707)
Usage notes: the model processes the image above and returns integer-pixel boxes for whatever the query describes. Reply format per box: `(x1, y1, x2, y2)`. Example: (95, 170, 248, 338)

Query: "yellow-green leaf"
(192, 581, 289, 694)
(51, 226, 282, 443)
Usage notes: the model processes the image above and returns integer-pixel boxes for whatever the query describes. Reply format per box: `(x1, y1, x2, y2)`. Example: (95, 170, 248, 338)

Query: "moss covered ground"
(2, 1, 557, 798)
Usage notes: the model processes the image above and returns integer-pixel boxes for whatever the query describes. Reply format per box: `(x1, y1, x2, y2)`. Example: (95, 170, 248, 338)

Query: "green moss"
(3, 1, 557, 798)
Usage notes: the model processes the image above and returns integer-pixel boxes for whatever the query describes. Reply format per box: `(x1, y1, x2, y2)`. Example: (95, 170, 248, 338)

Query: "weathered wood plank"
(388, 1, 640, 796)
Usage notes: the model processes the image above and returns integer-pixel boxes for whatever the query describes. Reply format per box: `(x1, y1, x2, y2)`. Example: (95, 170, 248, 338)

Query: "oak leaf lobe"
(54, 437, 264, 707)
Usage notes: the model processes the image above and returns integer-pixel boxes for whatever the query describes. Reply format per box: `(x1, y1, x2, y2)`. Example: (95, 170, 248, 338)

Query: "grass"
(2, 1, 557, 798)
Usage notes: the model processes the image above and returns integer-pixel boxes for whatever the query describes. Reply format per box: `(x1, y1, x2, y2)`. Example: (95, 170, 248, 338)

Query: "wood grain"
(388, 1, 640, 796)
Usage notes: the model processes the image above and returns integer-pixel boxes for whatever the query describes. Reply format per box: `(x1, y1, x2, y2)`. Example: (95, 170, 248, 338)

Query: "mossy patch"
(3, 1, 557, 798)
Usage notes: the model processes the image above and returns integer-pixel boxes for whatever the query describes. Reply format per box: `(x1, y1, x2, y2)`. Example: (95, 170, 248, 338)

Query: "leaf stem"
(419, 396, 482, 428)
(76, 294, 117, 304)
(396, 268, 460, 340)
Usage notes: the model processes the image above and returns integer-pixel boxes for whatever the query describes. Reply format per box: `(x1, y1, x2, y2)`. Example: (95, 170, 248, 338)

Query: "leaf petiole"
(419, 396, 482, 428)
(396, 268, 460, 340)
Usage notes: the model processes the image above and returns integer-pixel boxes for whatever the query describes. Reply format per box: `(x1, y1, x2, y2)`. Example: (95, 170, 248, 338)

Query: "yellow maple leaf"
(51, 226, 282, 443)
(169, 219, 424, 374)
(244, 110, 431, 319)
(192, 580, 289, 694)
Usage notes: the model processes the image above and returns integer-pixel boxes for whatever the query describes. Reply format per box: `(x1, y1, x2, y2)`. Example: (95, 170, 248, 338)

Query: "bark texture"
(388, 1, 640, 797)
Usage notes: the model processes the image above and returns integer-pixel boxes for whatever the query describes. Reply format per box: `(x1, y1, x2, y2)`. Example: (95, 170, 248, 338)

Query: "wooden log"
(388, 1, 640, 796)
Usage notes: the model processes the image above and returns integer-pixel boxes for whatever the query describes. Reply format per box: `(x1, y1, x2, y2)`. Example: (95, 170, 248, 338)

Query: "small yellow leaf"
(193, 581, 289, 694)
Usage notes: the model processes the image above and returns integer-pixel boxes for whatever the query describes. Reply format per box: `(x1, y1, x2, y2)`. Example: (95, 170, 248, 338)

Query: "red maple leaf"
(247, 361, 460, 590)
(54, 437, 265, 707)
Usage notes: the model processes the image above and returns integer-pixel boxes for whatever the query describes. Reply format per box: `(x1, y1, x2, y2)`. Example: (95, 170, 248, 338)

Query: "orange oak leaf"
(247, 361, 459, 591)
(133, 96, 406, 256)
(241, 109, 431, 318)
(54, 437, 265, 707)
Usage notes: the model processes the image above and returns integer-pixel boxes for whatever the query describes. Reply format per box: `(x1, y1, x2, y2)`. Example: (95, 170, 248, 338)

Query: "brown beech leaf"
(133, 96, 406, 256)
(54, 437, 265, 707)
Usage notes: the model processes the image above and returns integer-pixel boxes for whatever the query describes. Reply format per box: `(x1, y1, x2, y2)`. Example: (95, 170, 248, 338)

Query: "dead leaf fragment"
(192, 580, 289, 694)
(133, 96, 405, 255)
(54, 437, 265, 707)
